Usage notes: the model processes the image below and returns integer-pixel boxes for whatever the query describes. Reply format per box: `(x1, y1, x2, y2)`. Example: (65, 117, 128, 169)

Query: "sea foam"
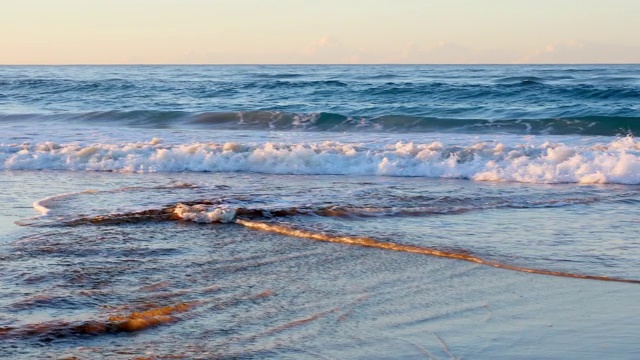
(172, 203, 236, 223)
(2, 137, 639, 184)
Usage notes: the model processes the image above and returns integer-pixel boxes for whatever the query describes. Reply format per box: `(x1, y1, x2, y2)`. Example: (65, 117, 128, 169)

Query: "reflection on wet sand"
(236, 219, 640, 284)
(36, 202, 640, 285)
(1, 302, 196, 339)
(1, 286, 276, 342)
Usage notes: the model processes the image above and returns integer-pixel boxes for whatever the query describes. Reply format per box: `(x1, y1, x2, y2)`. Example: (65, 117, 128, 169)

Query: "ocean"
(1, 65, 639, 359)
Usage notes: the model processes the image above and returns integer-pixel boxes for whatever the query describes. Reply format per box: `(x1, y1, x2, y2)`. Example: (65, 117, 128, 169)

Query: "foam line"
(3, 137, 640, 184)
(32, 190, 98, 216)
(235, 219, 640, 284)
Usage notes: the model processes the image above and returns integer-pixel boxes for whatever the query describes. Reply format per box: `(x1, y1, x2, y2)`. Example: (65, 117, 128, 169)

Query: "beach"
(1, 65, 639, 358)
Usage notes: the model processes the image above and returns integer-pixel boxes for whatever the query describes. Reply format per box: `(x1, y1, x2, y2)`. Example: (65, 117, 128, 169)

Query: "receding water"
(1, 65, 639, 359)
(1, 171, 639, 359)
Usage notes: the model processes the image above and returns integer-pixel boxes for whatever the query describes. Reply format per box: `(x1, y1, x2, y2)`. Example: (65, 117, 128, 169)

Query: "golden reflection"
(235, 219, 640, 284)
(108, 302, 193, 332)
(0, 302, 195, 339)
(1, 287, 275, 340)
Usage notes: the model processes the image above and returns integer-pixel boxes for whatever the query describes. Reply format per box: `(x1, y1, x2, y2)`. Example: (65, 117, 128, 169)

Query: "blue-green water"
(1, 65, 639, 359)
(1, 64, 640, 135)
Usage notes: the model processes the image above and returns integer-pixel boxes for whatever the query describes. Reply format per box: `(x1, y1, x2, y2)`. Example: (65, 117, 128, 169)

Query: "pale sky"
(2, 0, 640, 64)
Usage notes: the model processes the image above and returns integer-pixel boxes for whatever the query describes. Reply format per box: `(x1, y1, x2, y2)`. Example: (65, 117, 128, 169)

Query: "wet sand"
(0, 171, 638, 359)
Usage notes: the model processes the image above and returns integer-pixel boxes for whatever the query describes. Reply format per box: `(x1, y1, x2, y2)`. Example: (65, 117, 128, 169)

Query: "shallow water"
(1, 65, 640, 358)
(1, 170, 639, 359)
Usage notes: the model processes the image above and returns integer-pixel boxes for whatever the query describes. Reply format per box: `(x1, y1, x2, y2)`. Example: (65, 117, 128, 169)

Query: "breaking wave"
(20, 198, 640, 284)
(2, 137, 640, 184)
(2, 111, 640, 135)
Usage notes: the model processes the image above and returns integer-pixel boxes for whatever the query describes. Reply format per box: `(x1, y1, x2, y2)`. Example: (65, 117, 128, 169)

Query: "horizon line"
(2, 63, 639, 66)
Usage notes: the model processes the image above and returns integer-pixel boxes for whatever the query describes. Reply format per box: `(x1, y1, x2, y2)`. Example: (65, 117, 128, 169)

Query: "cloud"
(394, 42, 518, 64)
(302, 36, 362, 64)
(176, 38, 640, 65)
(399, 42, 471, 64)
(304, 36, 335, 55)
(299, 39, 516, 64)
(519, 41, 640, 64)
(300, 38, 640, 64)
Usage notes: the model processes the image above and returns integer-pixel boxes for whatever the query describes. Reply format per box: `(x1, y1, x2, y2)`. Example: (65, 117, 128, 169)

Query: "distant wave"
(2, 137, 639, 184)
(4, 75, 640, 101)
(2, 111, 639, 136)
(494, 76, 546, 85)
(246, 80, 349, 89)
(2, 65, 639, 133)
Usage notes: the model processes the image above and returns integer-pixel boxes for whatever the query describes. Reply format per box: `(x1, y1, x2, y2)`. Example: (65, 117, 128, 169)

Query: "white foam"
(173, 204, 236, 223)
(32, 190, 98, 216)
(2, 137, 640, 184)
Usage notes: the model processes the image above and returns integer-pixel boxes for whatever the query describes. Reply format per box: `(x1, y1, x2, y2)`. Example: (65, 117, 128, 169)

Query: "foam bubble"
(173, 204, 236, 223)
(2, 137, 640, 184)
(32, 190, 99, 216)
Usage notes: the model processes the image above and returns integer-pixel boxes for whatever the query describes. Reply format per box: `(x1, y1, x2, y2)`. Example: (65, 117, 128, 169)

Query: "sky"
(2, 0, 640, 64)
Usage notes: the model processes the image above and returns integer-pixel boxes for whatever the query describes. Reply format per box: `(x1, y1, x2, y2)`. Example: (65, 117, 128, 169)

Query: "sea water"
(1, 65, 639, 359)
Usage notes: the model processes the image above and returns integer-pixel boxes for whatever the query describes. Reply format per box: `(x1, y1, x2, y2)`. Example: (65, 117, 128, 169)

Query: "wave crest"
(3, 111, 640, 136)
(3, 137, 640, 184)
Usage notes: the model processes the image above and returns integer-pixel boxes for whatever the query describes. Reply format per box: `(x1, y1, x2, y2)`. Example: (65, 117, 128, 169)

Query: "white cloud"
(519, 41, 640, 64)
(299, 39, 514, 64)
(301, 36, 362, 64)
(393, 42, 518, 64)
(177, 38, 640, 65)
